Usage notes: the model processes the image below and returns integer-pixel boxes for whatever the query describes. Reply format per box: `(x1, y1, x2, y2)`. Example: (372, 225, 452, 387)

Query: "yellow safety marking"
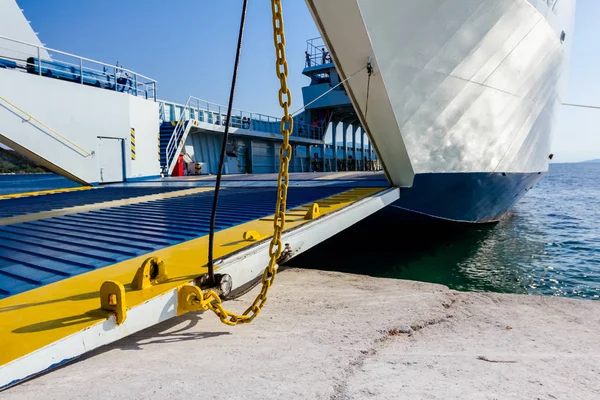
(157, 132, 161, 161)
(130, 128, 136, 160)
(0, 186, 95, 200)
(314, 171, 368, 180)
(0, 187, 385, 366)
(165, 175, 215, 181)
(0, 187, 214, 226)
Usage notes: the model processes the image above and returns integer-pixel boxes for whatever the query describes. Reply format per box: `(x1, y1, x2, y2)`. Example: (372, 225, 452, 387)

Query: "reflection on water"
(290, 213, 534, 296)
(290, 164, 600, 300)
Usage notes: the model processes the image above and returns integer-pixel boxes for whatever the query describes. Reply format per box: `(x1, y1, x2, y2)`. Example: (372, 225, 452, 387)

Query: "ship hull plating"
(389, 171, 544, 223)
(306, 0, 576, 222)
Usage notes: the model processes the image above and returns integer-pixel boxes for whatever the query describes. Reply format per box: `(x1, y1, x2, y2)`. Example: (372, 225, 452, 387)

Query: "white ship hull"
(306, 0, 576, 222)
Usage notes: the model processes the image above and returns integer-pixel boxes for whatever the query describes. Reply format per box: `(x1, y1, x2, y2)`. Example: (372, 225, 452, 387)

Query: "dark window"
(560, 30, 566, 43)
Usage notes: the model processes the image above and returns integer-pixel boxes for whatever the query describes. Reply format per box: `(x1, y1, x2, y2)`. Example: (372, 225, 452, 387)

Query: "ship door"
(97, 137, 125, 183)
(225, 142, 239, 174)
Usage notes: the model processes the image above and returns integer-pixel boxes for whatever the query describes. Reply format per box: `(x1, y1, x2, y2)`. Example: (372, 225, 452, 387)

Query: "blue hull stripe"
(391, 172, 545, 223)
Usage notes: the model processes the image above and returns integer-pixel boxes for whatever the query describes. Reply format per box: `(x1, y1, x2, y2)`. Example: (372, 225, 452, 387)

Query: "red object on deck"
(172, 153, 185, 176)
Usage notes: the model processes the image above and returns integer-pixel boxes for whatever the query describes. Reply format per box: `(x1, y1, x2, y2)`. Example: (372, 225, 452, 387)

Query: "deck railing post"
(322, 141, 326, 172)
(79, 58, 83, 84)
(37, 47, 41, 76)
(352, 125, 358, 171)
(342, 122, 348, 171)
(361, 128, 365, 171)
(331, 120, 338, 172)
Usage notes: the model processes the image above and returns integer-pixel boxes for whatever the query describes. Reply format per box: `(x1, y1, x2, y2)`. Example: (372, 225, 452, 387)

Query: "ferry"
(305, 0, 577, 222)
(0, 0, 577, 390)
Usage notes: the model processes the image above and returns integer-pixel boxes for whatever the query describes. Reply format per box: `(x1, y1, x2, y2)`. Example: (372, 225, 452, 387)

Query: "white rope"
(291, 64, 368, 117)
(562, 103, 600, 110)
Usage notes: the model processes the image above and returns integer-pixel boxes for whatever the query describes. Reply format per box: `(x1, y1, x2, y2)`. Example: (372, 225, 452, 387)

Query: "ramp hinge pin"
(131, 257, 168, 290)
(100, 280, 127, 325)
(304, 203, 320, 220)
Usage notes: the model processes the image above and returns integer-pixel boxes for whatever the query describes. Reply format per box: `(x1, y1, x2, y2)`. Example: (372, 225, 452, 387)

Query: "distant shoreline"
(551, 160, 600, 165)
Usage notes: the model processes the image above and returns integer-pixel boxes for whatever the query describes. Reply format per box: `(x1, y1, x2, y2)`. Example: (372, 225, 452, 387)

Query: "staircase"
(159, 121, 176, 174)
(159, 119, 195, 176)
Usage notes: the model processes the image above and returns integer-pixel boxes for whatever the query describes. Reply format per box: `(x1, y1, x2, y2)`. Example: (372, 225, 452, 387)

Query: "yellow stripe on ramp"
(0, 187, 385, 367)
(0, 186, 95, 200)
(0, 187, 215, 226)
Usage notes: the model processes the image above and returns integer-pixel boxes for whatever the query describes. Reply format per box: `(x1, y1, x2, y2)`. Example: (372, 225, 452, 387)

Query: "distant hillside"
(582, 159, 600, 164)
(0, 148, 48, 173)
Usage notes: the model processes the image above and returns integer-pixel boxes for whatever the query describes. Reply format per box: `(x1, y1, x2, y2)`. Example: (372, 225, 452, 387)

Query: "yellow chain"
(196, 0, 293, 326)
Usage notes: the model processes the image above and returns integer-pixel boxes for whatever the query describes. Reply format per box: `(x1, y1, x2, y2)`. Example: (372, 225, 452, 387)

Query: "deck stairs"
(157, 97, 327, 176)
(159, 120, 194, 175)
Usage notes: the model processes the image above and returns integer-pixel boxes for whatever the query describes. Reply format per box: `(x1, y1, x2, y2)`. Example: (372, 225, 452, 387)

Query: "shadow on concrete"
(30, 312, 231, 381)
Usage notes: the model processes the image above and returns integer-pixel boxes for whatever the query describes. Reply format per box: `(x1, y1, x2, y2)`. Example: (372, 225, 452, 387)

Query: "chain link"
(196, 0, 292, 326)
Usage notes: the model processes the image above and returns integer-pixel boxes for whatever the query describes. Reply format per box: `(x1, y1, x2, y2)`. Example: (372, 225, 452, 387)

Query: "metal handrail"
(161, 95, 326, 171)
(159, 101, 166, 122)
(164, 97, 191, 169)
(0, 96, 91, 157)
(165, 96, 282, 122)
(0, 35, 157, 100)
(0, 35, 156, 82)
(305, 37, 331, 66)
(161, 96, 324, 139)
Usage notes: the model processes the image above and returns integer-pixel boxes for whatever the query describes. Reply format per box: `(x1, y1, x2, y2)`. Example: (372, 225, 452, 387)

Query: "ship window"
(560, 30, 566, 43)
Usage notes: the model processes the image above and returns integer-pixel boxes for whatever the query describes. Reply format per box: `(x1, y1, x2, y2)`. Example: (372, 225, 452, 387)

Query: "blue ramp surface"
(0, 186, 347, 298)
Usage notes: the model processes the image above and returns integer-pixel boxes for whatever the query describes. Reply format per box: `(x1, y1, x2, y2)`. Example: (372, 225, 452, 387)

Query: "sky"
(16, 0, 600, 163)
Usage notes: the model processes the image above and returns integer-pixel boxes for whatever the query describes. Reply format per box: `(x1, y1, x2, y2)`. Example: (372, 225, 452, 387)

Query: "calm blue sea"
(1, 164, 599, 299)
(292, 163, 600, 300)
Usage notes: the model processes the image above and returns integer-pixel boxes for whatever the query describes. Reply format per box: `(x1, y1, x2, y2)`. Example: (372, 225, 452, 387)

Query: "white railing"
(161, 97, 323, 139)
(305, 36, 332, 68)
(0, 35, 157, 100)
(160, 95, 328, 174)
(164, 96, 194, 174)
(158, 101, 166, 122)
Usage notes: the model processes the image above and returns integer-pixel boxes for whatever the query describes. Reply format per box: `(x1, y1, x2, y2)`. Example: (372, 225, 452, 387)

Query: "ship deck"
(0, 171, 397, 390)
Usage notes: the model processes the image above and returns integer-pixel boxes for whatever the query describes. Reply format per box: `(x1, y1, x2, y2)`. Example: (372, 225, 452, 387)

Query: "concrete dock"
(4, 268, 599, 399)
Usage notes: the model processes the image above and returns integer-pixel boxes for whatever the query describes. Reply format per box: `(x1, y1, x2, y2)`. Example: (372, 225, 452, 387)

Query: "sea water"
(292, 163, 600, 300)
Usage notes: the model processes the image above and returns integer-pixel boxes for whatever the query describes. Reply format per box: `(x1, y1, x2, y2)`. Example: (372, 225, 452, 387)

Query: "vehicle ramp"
(0, 172, 398, 390)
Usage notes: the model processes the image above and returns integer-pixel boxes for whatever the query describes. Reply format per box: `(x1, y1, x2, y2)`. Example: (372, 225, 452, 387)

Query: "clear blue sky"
(17, 0, 599, 162)
(553, 1, 600, 162)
